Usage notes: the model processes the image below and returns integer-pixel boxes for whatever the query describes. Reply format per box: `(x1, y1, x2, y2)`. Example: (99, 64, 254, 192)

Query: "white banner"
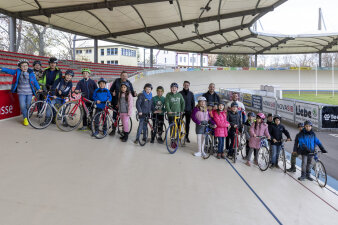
(295, 102, 319, 128)
(262, 97, 277, 115)
(276, 99, 295, 122)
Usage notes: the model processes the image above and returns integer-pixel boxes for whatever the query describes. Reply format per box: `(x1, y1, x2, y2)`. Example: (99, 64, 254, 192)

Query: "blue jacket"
(297, 129, 323, 154)
(93, 88, 112, 109)
(75, 78, 98, 100)
(51, 78, 72, 97)
(1, 67, 40, 95)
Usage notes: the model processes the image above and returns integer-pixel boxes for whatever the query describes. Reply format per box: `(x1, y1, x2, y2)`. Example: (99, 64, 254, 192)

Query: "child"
(270, 115, 291, 168)
(244, 112, 256, 157)
(192, 96, 212, 157)
(165, 82, 185, 126)
(212, 101, 230, 159)
(33, 60, 44, 83)
(226, 102, 242, 158)
(287, 123, 304, 172)
(40, 57, 62, 91)
(246, 113, 270, 166)
(151, 86, 166, 144)
(297, 120, 327, 181)
(135, 83, 153, 144)
(75, 68, 98, 130)
(0, 59, 41, 126)
(207, 102, 214, 115)
(118, 82, 133, 142)
(92, 78, 112, 136)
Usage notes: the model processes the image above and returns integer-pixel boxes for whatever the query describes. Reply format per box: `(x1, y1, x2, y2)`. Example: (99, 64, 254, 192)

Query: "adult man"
(109, 71, 137, 135)
(179, 81, 195, 143)
(202, 83, 220, 106)
(40, 57, 62, 91)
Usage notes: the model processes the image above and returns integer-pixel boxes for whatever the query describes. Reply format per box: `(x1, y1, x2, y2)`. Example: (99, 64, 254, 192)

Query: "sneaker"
(78, 127, 88, 131)
(109, 128, 116, 136)
(142, 137, 147, 142)
(253, 160, 258, 166)
(221, 153, 226, 159)
(298, 176, 306, 181)
(134, 140, 138, 144)
(157, 137, 164, 143)
(245, 161, 251, 167)
(150, 139, 154, 143)
(275, 164, 279, 168)
(216, 153, 221, 159)
(287, 167, 296, 173)
(306, 176, 314, 181)
(194, 152, 202, 157)
(270, 164, 274, 169)
(186, 137, 190, 143)
(23, 118, 29, 126)
(93, 131, 99, 136)
(103, 130, 107, 136)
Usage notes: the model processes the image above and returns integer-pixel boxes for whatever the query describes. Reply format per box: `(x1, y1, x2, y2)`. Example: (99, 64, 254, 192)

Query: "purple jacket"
(191, 107, 215, 125)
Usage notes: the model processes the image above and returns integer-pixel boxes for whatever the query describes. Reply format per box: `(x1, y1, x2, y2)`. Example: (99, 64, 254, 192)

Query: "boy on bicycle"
(287, 123, 304, 172)
(151, 86, 166, 144)
(165, 82, 185, 126)
(92, 78, 112, 136)
(297, 121, 327, 181)
(226, 102, 242, 158)
(135, 83, 153, 144)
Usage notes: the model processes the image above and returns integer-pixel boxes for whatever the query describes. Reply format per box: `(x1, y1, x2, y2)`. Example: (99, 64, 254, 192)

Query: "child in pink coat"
(246, 113, 270, 166)
(118, 82, 134, 142)
(212, 101, 230, 159)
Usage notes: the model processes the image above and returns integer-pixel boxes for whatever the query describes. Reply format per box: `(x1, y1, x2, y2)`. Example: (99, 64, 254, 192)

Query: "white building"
(152, 50, 209, 67)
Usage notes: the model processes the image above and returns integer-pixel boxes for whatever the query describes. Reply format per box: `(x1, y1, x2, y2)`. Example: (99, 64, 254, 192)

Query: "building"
(153, 50, 208, 67)
(75, 44, 138, 66)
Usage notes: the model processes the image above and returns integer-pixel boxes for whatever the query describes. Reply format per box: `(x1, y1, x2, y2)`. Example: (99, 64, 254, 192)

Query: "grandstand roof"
(1, 0, 338, 55)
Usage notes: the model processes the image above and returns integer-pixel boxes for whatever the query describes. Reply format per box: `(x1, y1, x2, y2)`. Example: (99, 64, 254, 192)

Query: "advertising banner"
(276, 99, 294, 122)
(295, 102, 319, 127)
(262, 97, 277, 115)
(252, 95, 262, 110)
(0, 90, 21, 120)
(243, 93, 252, 108)
(321, 106, 338, 128)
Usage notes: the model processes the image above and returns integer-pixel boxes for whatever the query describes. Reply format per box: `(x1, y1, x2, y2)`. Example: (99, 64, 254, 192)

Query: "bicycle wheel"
(202, 134, 212, 159)
(280, 149, 286, 173)
(179, 120, 186, 147)
(27, 101, 53, 129)
(165, 123, 179, 154)
(56, 101, 83, 131)
(92, 111, 111, 139)
(239, 136, 247, 159)
(138, 124, 149, 146)
(233, 137, 238, 163)
(117, 117, 133, 136)
(155, 121, 167, 143)
(314, 160, 327, 187)
(257, 146, 270, 171)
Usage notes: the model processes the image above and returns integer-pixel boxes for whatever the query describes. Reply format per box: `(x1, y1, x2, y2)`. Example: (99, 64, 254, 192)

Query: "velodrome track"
(0, 70, 337, 225)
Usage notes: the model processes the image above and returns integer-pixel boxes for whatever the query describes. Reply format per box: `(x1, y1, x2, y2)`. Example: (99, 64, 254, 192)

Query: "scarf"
(143, 90, 152, 100)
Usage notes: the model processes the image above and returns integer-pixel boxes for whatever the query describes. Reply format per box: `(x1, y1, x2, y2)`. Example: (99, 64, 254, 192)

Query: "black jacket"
(202, 91, 220, 104)
(270, 124, 291, 146)
(227, 110, 242, 129)
(179, 89, 195, 112)
(293, 132, 301, 153)
(136, 93, 152, 115)
(110, 78, 135, 106)
(75, 78, 98, 100)
(51, 78, 72, 98)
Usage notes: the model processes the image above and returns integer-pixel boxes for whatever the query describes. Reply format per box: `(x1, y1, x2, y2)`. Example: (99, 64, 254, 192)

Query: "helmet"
(48, 57, 58, 64)
(170, 82, 179, 88)
(256, 112, 266, 119)
(247, 112, 255, 118)
(156, 86, 164, 91)
(120, 82, 130, 89)
(231, 102, 238, 108)
(207, 102, 214, 107)
(144, 83, 153, 90)
(98, 77, 107, 84)
(65, 70, 74, 77)
(219, 101, 226, 106)
(273, 114, 281, 121)
(197, 96, 207, 102)
(81, 68, 91, 74)
(297, 122, 304, 128)
(17, 59, 29, 67)
(304, 120, 312, 126)
(33, 60, 41, 66)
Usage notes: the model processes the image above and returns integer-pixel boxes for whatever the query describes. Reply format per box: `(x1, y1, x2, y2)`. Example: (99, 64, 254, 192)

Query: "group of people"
(0, 58, 328, 181)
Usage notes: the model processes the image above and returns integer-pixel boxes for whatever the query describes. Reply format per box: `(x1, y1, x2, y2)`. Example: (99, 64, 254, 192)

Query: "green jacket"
(152, 95, 166, 115)
(165, 92, 185, 114)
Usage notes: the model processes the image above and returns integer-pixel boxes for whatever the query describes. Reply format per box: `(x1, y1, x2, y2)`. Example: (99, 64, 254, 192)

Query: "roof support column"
(94, 38, 98, 63)
(9, 17, 17, 52)
(255, 54, 258, 67)
(319, 53, 322, 68)
(150, 48, 153, 68)
(200, 53, 203, 68)
(143, 48, 146, 68)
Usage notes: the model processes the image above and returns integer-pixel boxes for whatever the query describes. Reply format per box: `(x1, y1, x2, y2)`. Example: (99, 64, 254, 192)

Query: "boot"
(298, 172, 306, 181)
(119, 131, 125, 140)
(109, 126, 116, 136)
(186, 135, 190, 143)
(150, 132, 155, 143)
(306, 173, 314, 181)
(287, 166, 296, 173)
(221, 153, 226, 159)
(121, 132, 128, 142)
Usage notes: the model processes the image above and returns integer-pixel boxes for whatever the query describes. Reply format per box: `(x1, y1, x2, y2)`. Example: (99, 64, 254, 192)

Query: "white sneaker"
(194, 152, 202, 157)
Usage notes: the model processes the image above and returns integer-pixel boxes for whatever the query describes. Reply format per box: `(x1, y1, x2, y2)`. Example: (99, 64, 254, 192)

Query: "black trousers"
(152, 114, 164, 139)
(83, 102, 93, 127)
(182, 111, 192, 137)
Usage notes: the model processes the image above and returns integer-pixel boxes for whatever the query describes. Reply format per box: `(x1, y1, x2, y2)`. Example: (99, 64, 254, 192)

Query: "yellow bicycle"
(165, 112, 186, 154)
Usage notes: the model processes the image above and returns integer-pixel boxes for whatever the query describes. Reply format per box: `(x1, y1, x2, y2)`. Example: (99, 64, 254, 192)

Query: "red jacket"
(212, 110, 230, 137)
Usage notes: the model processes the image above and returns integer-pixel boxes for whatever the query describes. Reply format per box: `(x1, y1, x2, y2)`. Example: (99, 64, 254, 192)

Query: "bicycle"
(27, 91, 67, 129)
(274, 139, 290, 173)
(165, 112, 186, 154)
(229, 128, 240, 163)
(256, 136, 270, 171)
(202, 124, 218, 159)
(55, 92, 95, 132)
(310, 149, 327, 188)
(239, 130, 248, 159)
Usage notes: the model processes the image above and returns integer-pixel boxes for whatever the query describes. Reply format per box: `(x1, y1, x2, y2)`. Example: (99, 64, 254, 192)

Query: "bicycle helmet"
(120, 82, 130, 89)
(48, 57, 58, 64)
(297, 122, 304, 128)
(170, 82, 179, 88)
(207, 102, 214, 107)
(98, 77, 107, 84)
(65, 69, 74, 77)
(33, 60, 42, 66)
(17, 59, 29, 67)
(230, 102, 238, 108)
(144, 83, 153, 90)
(247, 112, 255, 118)
(256, 112, 266, 119)
(273, 114, 281, 121)
(156, 86, 164, 91)
(197, 96, 207, 102)
(219, 101, 226, 106)
(81, 68, 91, 74)
(304, 120, 312, 126)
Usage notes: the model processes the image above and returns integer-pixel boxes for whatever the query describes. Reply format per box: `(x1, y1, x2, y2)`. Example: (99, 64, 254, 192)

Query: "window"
(180, 56, 182, 62)
(122, 48, 136, 57)
(76, 50, 82, 54)
(165, 58, 167, 63)
(107, 60, 118, 65)
(190, 57, 192, 63)
(101, 61, 104, 64)
(107, 48, 118, 55)
(85, 49, 92, 54)
(203, 57, 205, 63)
(184, 57, 186, 63)
(101, 49, 104, 56)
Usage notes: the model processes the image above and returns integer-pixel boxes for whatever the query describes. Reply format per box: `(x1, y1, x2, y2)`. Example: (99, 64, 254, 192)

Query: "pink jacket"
(212, 110, 230, 137)
(249, 122, 270, 149)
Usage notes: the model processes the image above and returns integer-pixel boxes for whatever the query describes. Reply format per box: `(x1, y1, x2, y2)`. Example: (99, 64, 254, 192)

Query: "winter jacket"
(202, 91, 220, 104)
(227, 110, 242, 129)
(51, 78, 72, 98)
(165, 92, 185, 114)
(212, 110, 230, 137)
(118, 93, 133, 116)
(249, 122, 270, 149)
(110, 78, 135, 105)
(75, 78, 98, 100)
(152, 95, 166, 115)
(93, 88, 112, 109)
(293, 132, 301, 153)
(244, 120, 253, 140)
(136, 92, 152, 115)
(297, 129, 324, 155)
(40, 67, 62, 88)
(192, 107, 213, 134)
(270, 123, 291, 146)
(1, 67, 40, 95)
(179, 89, 195, 112)
(33, 69, 44, 83)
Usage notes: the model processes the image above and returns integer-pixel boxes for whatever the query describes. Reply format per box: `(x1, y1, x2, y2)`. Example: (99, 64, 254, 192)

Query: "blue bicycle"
(28, 91, 67, 129)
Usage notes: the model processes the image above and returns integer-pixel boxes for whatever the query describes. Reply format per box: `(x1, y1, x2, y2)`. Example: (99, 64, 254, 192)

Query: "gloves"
(319, 146, 327, 153)
(200, 121, 208, 126)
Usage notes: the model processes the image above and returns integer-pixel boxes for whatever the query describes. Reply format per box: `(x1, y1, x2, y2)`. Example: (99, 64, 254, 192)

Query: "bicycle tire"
(202, 134, 212, 159)
(56, 101, 83, 132)
(165, 123, 179, 154)
(138, 124, 149, 146)
(314, 160, 327, 188)
(239, 136, 247, 159)
(179, 120, 186, 147)
(258, 146, 270, 171)
(27, 101, 53, 129)
(155, 121, 167, 143)
(282, 149, 286, 173)
(233, 136, 238, 163)
(92, 111, 111, 139)
(117, 117, 132, 136)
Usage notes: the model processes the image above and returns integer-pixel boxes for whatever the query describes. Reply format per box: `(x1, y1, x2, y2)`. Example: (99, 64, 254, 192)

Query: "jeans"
(247, 148, 258, 162)
(18, 94, 33, 119)
(136, 116, 148, 140)
(217, 137, 225, 154)
(271, 145, 282, 165)
(301, 154, 313, 176)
